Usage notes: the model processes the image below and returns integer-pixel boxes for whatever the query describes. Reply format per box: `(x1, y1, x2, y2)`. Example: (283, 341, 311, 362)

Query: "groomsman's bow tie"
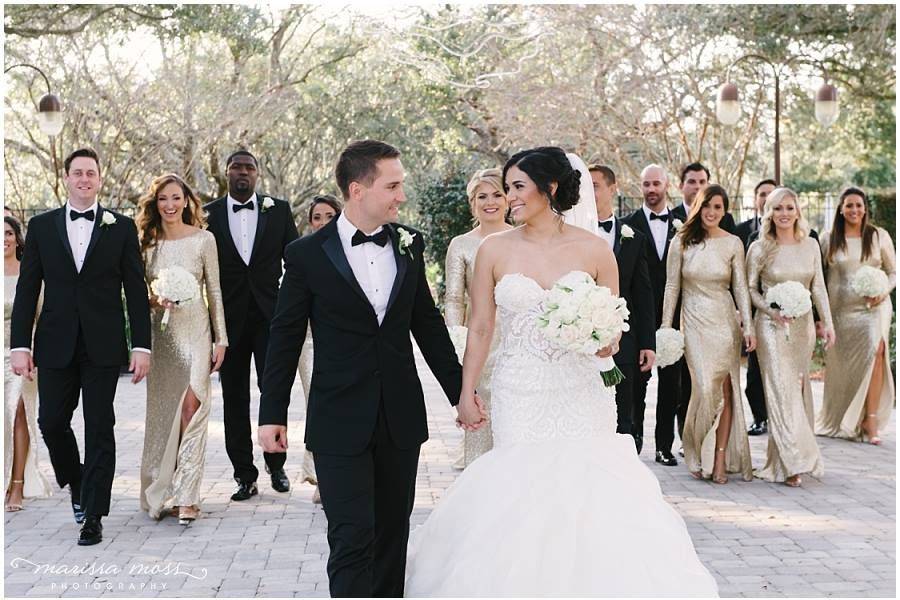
(649, 212, 669, 222)
(598, 220, 614, 233)
(351, 229, 389, 247)
(70, 209, 95, 222)
(232, 200, 255, 213)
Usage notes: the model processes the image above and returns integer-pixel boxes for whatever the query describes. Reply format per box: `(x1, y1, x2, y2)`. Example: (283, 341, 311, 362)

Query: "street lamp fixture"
(4, 63, 64, 136)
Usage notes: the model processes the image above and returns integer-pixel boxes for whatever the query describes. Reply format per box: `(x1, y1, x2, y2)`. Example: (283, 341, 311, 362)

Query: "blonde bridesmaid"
(817, 187, 896, 444)
(137, 174, 228, 525)
(746, 188, 835, 486)
(445, 168, 512, 468)
(661, 185, 755, 484)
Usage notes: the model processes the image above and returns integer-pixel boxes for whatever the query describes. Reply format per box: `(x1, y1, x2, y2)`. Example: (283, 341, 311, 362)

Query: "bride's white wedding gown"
(405, 272, 719, 597)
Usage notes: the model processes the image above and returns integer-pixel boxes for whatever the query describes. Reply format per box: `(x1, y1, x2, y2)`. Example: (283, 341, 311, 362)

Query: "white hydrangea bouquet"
(765, 280, 812, 340)
(655, 328, 685, 369)
(150, 266, 201, 331)
(850, 265, 891, 309)
(447, 325, 468, 362)
(537, 271, 630, 386)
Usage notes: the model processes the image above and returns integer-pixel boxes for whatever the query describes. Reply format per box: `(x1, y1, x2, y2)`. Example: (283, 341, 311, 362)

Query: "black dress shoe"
(231, 481, 258, 501)
(747, 420, 768, 436)
(268, 468, 290, 493)
(655, 450, 678, 466)
(77, 515, 102, 546)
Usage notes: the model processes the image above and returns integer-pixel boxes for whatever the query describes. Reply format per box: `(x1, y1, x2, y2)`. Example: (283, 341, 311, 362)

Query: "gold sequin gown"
(817, 227, 896, 442)
(4, 275, 52, 500)
(140, 230, 228, 518)
(662, 235, 754, 480)
(445, 232, 498, 468)
(746, 238, 832, 481)
(297, 330, 317, 485)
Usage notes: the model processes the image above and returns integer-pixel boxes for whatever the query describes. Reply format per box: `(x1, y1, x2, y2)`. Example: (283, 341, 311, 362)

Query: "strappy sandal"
(5, 480, 24, 512)
(178, 505, 200, 526)
(784, 475, 802, 487)
(711, 448, 728, 484)
(864, 413, 882, 445)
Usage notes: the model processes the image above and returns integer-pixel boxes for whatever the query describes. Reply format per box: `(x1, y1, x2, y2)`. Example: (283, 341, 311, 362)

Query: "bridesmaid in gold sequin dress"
(445, 168, 512, 468)
(661, 185, 755, 484)
(746, 188, 835, 486)
(817, 187, 896, 444)
(136, 174, 228, 525)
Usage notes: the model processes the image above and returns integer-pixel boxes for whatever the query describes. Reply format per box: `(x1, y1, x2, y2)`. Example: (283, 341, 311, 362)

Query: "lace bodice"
(489, 271, 615, 447)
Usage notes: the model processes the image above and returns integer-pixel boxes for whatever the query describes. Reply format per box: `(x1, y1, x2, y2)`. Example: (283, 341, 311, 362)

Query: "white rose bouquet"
(447, 325, 468, 362)
(150, 266, 201, 331)
(765, 280, 812, 340)
(850, 265, 891, 309)
(655, 328, 685, 369)
(537, 271, 630, 386)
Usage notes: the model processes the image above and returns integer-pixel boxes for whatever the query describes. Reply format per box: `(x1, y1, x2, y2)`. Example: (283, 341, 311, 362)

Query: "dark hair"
(753, 179, 777, 195)
(679, 162, 710, 185)
(826, 186, 877, 265)
(335, 140, 401, 199)
(307, 194, 343, 223)
(588, 164, 616, 186)
(225, 150, 259, 169)
(64, 148, 100, 175)
(502, 146, 580, 215)
(4, 215, 25, 261)
(679, 184, 730, 247)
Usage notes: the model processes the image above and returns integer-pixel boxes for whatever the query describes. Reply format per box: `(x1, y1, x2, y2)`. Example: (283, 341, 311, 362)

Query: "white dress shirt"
(642, 204, 670, 261)
(227, 193, 259, 265)
(67, 200, 98, 273)
(598, 216, 616, 250)
(337, 212, 397, 325)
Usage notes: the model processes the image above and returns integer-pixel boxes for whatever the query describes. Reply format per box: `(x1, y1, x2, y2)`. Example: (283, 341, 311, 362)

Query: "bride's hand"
(456, 391, 487, 431)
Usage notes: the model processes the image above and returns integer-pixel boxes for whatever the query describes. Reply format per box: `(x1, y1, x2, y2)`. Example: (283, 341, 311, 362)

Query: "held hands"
(210, 344, 226, 374)
(638, 349, 656, 372)
(129, 351, 151, 384)
(456, 391, 488, 431)
(743, 334, 757, 353)
(10, 350, 35, 382)
(259, 424, 289, 453)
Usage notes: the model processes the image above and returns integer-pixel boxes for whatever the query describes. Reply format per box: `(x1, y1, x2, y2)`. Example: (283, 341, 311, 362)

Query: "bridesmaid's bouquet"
(150, 266, 201, 331)
(765, 280, 812, 340)
(850, 265, 891, 309)
(655, 328, 685, 369)
(537, 271, 630, 386)
(447, 325, 468, 362)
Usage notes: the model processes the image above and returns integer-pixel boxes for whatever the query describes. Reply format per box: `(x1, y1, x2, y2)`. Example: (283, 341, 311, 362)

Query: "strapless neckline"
(496, 270, 591, 293)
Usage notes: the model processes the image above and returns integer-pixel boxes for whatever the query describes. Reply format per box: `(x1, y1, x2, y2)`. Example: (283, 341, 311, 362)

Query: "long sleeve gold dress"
(445, 232, 498, 468)
(817, 227, 896, 442)
(662, 235, 754, 481)
(140, 229, 228, 518)
(746, 238, 832, 482)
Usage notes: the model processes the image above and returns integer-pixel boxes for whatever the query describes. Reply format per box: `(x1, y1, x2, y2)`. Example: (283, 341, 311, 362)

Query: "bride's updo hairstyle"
(502, 146, 581, 216)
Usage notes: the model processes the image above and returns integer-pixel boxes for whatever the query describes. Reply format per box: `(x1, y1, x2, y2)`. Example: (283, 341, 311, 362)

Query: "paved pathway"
(4, 352, 895, 597)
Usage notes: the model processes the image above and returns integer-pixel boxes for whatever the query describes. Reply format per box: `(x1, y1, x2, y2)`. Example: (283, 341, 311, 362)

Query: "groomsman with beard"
(621, 165, 681, 466)
(590, 165, 656, 452)
(205, 150, 299, 501)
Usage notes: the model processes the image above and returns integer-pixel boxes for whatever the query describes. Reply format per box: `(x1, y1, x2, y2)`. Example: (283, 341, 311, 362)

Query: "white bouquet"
(537, 271, 630, 386)
(448, 325, 468, 362)
(150, 266, 201, 331)
(765, 280, 812, 340)
(655, 328, 685, 369)
(850, 265, 891, 308)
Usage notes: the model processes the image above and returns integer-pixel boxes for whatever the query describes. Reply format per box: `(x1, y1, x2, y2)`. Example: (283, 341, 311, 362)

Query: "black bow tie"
(70, 209, 95, 222)
(598, 220, 614, 233)
(232, 200, 255, 213)
(351, 228, 389, 247)
(649, 212, 669, 222)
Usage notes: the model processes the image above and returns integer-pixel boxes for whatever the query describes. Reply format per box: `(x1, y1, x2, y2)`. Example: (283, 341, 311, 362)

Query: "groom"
(258, 140, 483, 597)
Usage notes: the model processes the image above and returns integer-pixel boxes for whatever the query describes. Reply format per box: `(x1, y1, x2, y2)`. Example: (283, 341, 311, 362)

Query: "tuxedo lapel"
(613, 220, 622, 256)
(249, 196, 269, 264)
(80, 205, 105, 271)
(54, 207, 76, 268)
(384, 224, 409, 319)
(629, 208, 661, 266)
(321, 223, 373, 311)
(213, 200, 244, 264)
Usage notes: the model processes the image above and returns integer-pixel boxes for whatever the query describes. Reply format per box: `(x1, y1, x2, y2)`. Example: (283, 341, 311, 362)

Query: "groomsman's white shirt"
(337, 212, 396, 325)
(598, 216, 616, 250)
(642, 204, 670, 261)
(227, 192, 259, 265)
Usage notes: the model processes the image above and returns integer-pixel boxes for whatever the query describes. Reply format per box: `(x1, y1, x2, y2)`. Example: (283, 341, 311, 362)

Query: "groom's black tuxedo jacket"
(10, 206, 151, 368)
(204, 195, 299, 342)
(259, 218, 462, 455)
(612, 220, 655, 366)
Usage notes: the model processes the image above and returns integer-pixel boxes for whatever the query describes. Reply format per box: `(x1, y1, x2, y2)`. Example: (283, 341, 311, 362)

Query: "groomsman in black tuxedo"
(204, 150, 299, 501)
(590, 165, 656, 452)
(621, 164, 681, 466)
(10, 148, 151, 545)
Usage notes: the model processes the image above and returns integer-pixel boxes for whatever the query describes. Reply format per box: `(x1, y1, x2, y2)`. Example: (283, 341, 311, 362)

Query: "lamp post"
(715, 54, 839, 185)
(4, 63, 64, 136)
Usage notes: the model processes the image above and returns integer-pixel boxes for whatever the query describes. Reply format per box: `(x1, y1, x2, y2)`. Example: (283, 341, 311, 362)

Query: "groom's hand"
(10, 350, 34, 381)
(259, 424, 289, 453)
(456, 392, 487, 431)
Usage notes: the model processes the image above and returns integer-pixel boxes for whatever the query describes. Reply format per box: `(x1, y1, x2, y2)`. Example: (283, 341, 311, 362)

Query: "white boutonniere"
(620, 224, 635, 241)
(397, 227, 416, 258)
(100, 212, 117, 227)
(672, 218, 684, 231)
(260, 197, 274, 212)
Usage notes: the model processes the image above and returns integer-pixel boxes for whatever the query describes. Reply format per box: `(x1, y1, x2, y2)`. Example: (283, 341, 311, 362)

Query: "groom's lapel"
(384, 224, 409, 318)
(321, 224, 372, 310)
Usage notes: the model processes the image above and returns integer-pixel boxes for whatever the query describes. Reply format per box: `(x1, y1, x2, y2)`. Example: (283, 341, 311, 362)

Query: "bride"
(405, 147, 718, 597)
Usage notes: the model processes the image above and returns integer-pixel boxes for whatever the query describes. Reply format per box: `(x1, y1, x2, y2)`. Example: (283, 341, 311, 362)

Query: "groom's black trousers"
(313, 401, 420, 598)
